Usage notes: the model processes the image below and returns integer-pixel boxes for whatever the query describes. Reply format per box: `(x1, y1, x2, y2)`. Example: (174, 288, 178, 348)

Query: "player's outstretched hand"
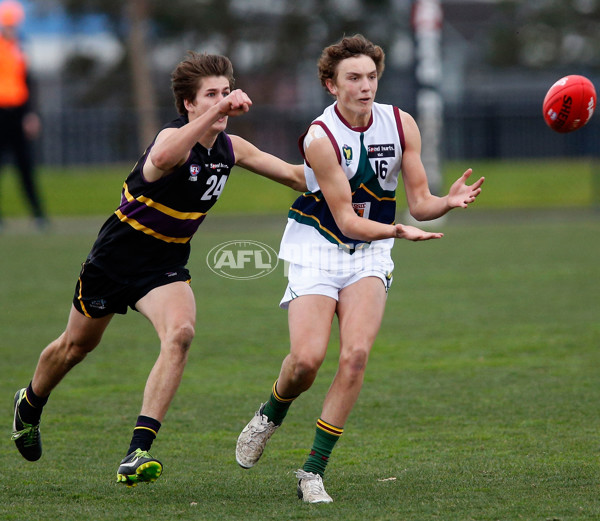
(447, 168, 484, 209)
(394, 223, 443, 241)
(218, 89, 253, 118)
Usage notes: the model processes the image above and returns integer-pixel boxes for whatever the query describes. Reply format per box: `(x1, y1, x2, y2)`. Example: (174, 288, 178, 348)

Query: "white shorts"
(279, 259, 394, 309)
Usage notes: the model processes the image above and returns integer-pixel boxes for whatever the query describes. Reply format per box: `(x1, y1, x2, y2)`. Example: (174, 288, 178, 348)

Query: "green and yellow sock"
(262, 380, 297, 426)
(302, 418, 343, 477)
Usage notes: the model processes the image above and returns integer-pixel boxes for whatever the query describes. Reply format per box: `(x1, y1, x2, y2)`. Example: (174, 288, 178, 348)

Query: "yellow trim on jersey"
(302, 185, 395, 203)
(355, 183, 396, 202)
(122, 183, 207, 220)
(288, 207, 346, 245)
(115, 209, 191, 244)
(302, 192, 321, 202)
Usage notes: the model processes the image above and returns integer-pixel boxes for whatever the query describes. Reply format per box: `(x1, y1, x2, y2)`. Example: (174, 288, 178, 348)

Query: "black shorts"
(73, 261, 191, 318)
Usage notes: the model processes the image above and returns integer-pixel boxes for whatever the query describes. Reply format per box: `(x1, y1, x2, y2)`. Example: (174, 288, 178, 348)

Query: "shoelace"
(303, 476, 328, 497)
(131, 448, 152, 459)
(250, 422, 269, 434)
(11, 424, 40, 447)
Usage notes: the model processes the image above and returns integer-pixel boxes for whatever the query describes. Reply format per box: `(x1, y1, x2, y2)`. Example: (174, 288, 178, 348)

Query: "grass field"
(1, 160, 599, 520)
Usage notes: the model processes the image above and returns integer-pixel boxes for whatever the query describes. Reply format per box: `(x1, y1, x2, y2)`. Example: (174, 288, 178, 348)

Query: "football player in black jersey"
(11, 52, 306, 487)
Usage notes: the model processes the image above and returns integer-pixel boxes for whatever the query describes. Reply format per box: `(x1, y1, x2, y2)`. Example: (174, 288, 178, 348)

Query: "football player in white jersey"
(236, 34, 484, 503)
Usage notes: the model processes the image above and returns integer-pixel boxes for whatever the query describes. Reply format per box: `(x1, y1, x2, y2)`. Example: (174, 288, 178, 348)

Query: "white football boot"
(296, 469, 333, 503)
(236, 404, 279, 468)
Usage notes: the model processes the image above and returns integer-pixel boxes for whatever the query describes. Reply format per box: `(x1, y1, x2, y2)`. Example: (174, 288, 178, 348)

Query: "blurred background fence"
(37, 97, 600, 166)
(8, 0, 600, 165)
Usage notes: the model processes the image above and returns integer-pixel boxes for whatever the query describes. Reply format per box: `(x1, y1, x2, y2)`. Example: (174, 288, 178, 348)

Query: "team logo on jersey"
(342, 144, 353, 166)
(189, 164, 200, 181)
(367, 144, 395, 158)
(352, 201, 371, 218)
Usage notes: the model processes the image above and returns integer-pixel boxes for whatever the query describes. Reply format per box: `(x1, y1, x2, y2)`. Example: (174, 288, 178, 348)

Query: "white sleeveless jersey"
(280, 101, 406, 270)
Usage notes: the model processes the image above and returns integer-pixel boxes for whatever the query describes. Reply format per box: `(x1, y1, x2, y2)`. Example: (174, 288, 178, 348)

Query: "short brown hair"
(171, 52, 235, 115)
(318, 34, 385, 95)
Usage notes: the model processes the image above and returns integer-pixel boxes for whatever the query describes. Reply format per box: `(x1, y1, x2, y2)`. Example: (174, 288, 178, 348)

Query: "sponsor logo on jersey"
(367, 143, 395, 158)
(342, 144, 353, 166)
(208, 162, 228, 171)
(189, 164, 200, 181)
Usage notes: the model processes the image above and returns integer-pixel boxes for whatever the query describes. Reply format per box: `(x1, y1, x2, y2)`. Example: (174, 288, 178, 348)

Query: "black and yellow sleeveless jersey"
(87, 115, 235, 281)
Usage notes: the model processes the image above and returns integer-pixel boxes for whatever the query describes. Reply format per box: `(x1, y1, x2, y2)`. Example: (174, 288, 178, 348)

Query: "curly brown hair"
(171, 52, 235, 115)
(318, 34, 385, 96)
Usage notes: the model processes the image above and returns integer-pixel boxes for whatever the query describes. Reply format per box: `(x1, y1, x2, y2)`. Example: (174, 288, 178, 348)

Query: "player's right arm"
(143, 89, 252, 182)
(304, 125, 442, 242)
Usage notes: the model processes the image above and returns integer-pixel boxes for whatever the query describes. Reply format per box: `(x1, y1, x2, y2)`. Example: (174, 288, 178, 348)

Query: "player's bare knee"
(339, 347, 369, 376)
(290, 356, 321, 384)
(165, 322, 195, 352)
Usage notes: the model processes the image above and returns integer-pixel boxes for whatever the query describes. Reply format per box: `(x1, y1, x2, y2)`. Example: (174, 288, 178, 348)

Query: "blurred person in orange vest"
(0, 0, 47, 230)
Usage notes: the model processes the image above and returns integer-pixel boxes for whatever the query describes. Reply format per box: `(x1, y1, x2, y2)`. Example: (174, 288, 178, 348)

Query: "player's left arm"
(229, 134, 307, 192)
(400, 111, 484, 221)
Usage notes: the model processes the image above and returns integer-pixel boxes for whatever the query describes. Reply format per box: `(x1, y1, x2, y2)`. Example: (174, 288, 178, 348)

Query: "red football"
(543, 75, 596, 133)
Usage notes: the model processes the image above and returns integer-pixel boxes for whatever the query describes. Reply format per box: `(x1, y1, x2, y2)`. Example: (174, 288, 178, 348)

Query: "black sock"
(126, 415, 161, 455)
(18, 382, 48, 425)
